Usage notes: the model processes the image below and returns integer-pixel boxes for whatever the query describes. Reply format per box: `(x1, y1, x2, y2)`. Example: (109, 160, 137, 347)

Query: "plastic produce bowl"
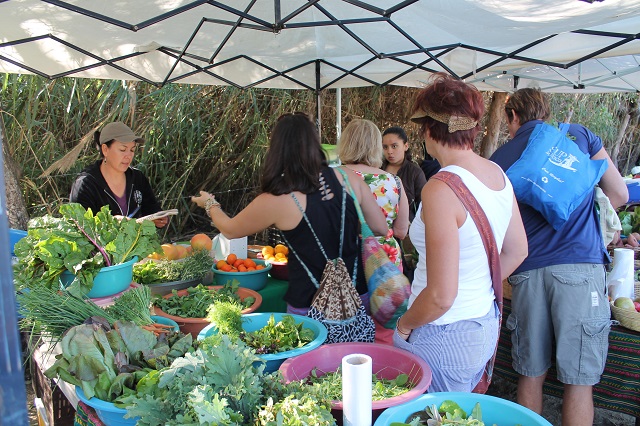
(279, 342, 432, 423)
(269, 261, 289, 281)
(374, 392, 553, 426)
(212, 259, 271, 291)
(153, 286, 262, 338)
(76, 387, 139, 426)
(60, 257, 137, 298)
(198, 312, 328, 373)
(10, 228, 27, 256)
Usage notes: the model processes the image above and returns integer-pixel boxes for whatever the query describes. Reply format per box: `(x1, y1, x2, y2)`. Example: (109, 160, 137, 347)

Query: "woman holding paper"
(69, 121, 168, 227)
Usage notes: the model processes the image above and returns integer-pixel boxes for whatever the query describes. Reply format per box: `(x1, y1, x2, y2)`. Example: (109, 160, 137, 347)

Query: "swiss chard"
(13, 203, 161, 296)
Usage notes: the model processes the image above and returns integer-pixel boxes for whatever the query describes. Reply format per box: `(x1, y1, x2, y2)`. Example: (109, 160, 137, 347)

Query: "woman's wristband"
(204, 196, 220, 218)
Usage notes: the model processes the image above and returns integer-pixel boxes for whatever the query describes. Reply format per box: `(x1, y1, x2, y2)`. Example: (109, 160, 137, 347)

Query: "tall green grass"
(2, 73, 638, 241)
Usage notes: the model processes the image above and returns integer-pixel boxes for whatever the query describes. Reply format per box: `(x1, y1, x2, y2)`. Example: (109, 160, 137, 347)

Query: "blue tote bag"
(506, 123, 608, 230)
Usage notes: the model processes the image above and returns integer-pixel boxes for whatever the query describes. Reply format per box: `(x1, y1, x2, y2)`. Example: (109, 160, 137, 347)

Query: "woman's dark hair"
(383, 126, 412, 161)
(94, 131, 114, 157)
(261, 113, 325, 195)
(411, 73, 483, 149)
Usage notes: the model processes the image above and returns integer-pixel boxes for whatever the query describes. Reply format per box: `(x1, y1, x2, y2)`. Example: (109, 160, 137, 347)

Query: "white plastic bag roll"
(342, 353, 372, 426)
(607, 248, 635, 300)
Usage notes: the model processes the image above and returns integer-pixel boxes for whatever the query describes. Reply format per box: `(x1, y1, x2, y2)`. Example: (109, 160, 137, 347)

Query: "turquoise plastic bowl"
(9, 228, 27, 256)
(212, 259, 271, 291)
(197, 312, 327, 373)
(76, 387, 139, 426)
(60, 257, 137, 298)
(374, 392, 553, 426)
(149, 315, 180, 332)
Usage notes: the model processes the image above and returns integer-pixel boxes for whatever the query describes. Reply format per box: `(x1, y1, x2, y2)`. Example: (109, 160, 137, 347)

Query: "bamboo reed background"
(2, 74, 639, 242)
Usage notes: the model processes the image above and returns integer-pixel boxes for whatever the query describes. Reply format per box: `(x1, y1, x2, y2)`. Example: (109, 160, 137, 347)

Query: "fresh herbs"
(119, 338, 336, 425)
(401, 400, 489, 426)
(201, 311, 315, 355)
(17, 285, 154, 338)
(134, 249, 214, 284)
(240, 314, 315, 354)
(153, 281, 255, 318)
(303, 367, 413, 401)
(13, 203, 161, 296)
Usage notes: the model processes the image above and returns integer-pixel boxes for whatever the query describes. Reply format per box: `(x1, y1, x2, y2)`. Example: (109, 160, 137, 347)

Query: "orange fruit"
(238, 265, 247, 272)
(262, 246, 275, 257)
(221, 264, 233, 272)
(174, 245, 188, 259)
(244, 258, 256, 268)
(216, 260, 228, 270)
(233, 259, 244, 269)
(256, 265, 265, 270)
(161, 244, 179, 260)
(227, 254, 237, 264)
(190, 233, 213, 251)
(228, 268, 238, 273)
(275, 244, 289, 255)
(247, 266, 256, 271)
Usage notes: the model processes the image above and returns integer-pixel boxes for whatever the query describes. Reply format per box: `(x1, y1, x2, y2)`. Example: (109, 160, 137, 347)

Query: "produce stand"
(494, 298, 640, 425)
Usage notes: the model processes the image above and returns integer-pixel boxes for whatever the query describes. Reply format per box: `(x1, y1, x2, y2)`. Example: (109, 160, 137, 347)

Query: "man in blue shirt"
(490, 88, 628, 426)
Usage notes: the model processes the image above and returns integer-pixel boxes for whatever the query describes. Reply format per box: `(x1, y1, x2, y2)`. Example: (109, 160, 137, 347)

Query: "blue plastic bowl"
(150, 315, 180, 332)
(76, 387, 140, 426)
(212, 259, 272, 291)
(197, 312, 327, 373)
(374, 392, 553, 426)
(9, 229, 27, 256)
(60, 257, 137, 298)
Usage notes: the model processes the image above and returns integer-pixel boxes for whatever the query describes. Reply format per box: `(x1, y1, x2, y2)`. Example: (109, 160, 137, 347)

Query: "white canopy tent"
(2, 2, 640, 423)
(1, 0, 640, 93)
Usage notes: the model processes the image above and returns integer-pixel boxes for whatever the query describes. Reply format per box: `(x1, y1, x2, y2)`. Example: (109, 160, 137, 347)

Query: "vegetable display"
(302, 367, 413, 401)
(396, 400, 521, 426)
(17, 285, 154, 338)
(13, 203, 161, 296)
(202, 307, 314, 354)
(133, 249, 214, 284)
(120, 337, 336, 425)
(153, 281, 255, 318)
(44, 319, 193, 403)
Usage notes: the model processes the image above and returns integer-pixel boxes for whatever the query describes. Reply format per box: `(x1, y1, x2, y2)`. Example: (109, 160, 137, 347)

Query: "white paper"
(135, 209, 179, 222)
(607, 248, 635, 300)
(342, 354, 372, 426)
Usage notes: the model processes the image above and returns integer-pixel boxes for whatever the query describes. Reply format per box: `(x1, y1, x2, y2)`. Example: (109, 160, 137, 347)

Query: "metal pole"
(315, 60, 322, 139)
(336, 88, 342, 143)
(0, 107, 29, 425)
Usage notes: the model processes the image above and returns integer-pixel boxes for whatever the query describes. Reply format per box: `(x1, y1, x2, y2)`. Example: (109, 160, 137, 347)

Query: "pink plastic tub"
(279, 342, 432, 424)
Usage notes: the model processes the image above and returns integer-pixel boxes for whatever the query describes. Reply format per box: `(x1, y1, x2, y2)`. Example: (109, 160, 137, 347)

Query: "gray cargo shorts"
(507, 263, 611, 386)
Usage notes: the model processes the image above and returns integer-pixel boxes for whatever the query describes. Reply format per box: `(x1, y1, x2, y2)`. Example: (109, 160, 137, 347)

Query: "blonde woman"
(338, 118, 410, 344)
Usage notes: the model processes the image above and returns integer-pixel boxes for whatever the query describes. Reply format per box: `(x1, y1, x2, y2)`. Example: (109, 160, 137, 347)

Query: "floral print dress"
(351, 170, 403, 270)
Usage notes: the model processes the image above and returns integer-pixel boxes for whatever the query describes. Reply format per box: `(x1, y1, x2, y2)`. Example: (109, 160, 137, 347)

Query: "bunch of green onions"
(17, 284, 153, 339)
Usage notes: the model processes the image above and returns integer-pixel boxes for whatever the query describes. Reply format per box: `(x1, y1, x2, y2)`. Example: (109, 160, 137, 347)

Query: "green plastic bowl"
(212, 258, 272, 291)
(60, 257, 137, 298)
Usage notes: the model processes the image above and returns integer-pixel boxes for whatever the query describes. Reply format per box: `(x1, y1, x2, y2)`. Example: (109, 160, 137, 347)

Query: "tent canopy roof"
(2, 0, 640, 93)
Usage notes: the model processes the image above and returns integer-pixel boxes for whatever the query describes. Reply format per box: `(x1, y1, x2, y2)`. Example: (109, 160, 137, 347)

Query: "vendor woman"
(69, 121, 168, 228)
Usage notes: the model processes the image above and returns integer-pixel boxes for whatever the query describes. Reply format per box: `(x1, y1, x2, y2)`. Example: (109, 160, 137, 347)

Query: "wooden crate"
(31, 353, 75, 426)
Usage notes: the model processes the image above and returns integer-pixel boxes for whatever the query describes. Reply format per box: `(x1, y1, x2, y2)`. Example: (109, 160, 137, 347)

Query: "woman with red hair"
(394, 73, 528, 392)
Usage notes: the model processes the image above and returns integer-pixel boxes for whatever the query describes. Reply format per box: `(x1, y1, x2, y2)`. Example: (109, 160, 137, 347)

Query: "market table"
(495, 298, 640, 424)
(255, 275, 288, 313)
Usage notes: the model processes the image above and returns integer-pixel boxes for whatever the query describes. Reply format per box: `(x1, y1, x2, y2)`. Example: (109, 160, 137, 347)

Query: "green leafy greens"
(13, 203, 161, 296)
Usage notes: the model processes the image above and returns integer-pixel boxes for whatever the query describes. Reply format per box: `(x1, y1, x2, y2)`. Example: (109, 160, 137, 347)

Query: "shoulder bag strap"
(336, 168, 376, 239)
(431, 171, 503, 314)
